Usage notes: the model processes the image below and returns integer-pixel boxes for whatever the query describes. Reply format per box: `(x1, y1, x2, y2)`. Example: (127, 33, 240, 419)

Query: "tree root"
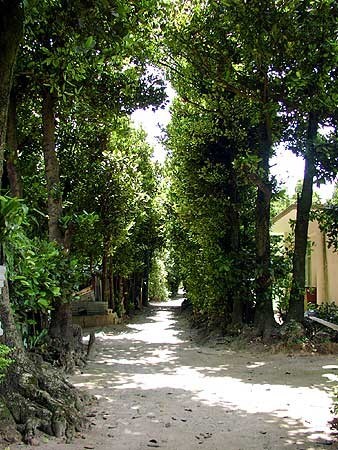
(0, 352, 94, 446)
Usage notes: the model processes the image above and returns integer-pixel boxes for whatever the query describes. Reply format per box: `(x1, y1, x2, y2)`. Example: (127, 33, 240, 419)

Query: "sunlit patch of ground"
(15, 298, 338, 450)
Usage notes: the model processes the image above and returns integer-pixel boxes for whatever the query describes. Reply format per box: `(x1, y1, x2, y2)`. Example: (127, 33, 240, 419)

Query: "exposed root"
(0, 351, 94, 446)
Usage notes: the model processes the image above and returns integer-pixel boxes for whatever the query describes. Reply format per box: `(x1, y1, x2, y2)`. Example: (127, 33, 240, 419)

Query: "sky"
(270, 148, 335, 201)
(131, 107, 169, 164)
(131, 83, 175, 165)
(131, 88, 335, 202)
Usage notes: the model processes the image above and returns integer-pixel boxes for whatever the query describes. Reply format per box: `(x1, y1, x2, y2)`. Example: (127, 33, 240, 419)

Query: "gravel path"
(13, 299, 338, 450)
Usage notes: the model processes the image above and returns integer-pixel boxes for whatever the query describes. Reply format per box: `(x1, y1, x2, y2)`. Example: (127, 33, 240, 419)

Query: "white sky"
(131, 107, 169, 164)
(131, 84, 176, 164)
(270, 148, 335, 201)
(131, 86, 335, 202)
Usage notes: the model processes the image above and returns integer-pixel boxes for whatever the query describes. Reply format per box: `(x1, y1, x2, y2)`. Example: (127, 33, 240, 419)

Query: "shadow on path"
(19, 299, 338, 450)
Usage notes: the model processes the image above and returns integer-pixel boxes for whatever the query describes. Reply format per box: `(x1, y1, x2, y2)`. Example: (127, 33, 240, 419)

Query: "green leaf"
(84, 36, 95, 48)
(51, 287, 61, 296)
(38, 298, 50, 308)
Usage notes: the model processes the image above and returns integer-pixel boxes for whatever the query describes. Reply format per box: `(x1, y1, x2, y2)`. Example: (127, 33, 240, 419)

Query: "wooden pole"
(308, 316, 338, 332)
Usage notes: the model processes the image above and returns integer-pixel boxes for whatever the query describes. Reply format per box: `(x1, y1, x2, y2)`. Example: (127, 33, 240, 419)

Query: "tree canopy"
(0, 0, 338, 444)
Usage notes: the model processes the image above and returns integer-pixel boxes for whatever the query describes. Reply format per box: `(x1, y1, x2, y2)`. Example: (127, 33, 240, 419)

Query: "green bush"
(1, 196, 82, 348)
(305, 302, 338, 342)
(148, 254, 169, 302)
(0, 345, 13, 380)
(313, 302, 338, 324)
(271, 235, 293, 321)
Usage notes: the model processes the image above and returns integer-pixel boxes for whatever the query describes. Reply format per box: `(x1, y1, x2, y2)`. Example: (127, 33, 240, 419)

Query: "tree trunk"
(48, 299, 87, 373)
(114, 275, 125, 316)
(142, 269, 149, 307)
(113, 274, 118, 305)
(41, 87, 63, 245)
(134, 274, 143, 310)
(228, 172, 242, 325)
(102, 249, 107, 302)
(0, 13, 87, 434)
(288, 112, 318, 322)
(0, 278, 23, 350)
(108, 256, 114, 310)
(0, 1, 23, 183)
(139, 276, 143, 308)
(49, 302, 73, 343)
(120, 276, 126, 315)
(6, 88, 23, 197)
(41, 88, 75, 346)
(129, 277, 134, 309)
(254, 120, 275, 338)
(124, 277, 131, 313)
(0, 1, 23, 350)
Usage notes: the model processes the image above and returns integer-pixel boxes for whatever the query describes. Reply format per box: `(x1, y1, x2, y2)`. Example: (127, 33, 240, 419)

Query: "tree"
(0, 0, 24, 353)
(5, 89, 23, 197)
(64, 116, 164, 313)
(0, 0, 23, 182)
(160, 0, 291, 336)
(0, 1, 168, 443)
(165, 95, 257, 328)
(279, 1, 338, 322)
(9, 0, 166, 355)
(161, 0, 338, 332)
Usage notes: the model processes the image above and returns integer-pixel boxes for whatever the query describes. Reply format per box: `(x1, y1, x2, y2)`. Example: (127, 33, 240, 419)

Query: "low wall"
(72, 311, 122, 328)
(72, 300, 108, 316)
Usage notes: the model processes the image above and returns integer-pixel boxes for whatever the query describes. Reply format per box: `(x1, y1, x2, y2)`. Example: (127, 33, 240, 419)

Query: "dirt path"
(13, 299, 338, 450)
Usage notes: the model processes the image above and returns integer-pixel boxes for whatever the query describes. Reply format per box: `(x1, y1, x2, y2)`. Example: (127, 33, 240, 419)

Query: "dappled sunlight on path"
(105, 308, 185, 345)
(22, 299, 338, 450)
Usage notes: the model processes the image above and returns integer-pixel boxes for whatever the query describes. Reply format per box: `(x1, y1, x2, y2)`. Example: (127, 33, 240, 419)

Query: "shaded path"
(18, 300, 338, 449)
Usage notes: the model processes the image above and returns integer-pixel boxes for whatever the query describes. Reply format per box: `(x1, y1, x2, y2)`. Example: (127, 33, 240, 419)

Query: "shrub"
(0, 345, 13, 380)
(148, 254, 169, 302)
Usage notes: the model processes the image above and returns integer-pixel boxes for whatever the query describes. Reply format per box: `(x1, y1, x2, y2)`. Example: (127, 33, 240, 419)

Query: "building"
(272, 204, 338, 305)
